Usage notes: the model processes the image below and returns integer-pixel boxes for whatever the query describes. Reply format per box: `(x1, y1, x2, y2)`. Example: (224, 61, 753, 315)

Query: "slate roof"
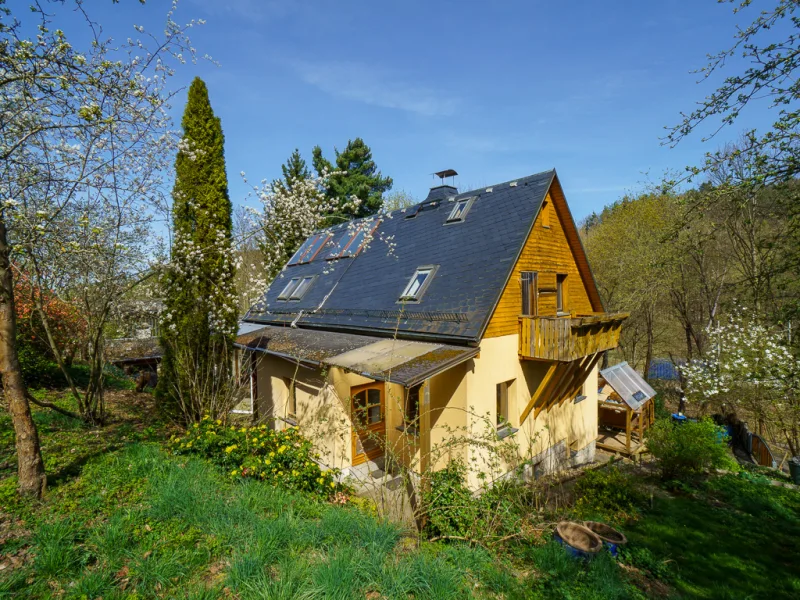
(243, 170, 558, 345)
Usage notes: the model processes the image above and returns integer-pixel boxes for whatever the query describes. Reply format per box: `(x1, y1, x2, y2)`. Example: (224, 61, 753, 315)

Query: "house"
(234, 169, 626, 487)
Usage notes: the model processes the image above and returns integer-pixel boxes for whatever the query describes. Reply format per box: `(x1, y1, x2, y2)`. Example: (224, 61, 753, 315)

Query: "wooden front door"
(351, 382, 385, 466)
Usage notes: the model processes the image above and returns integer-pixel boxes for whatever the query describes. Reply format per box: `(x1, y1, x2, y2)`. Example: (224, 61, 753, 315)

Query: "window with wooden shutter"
(521, 271, 538, 317)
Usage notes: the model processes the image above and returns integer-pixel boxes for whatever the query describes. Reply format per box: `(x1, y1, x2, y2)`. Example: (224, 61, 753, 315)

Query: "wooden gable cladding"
(482, 187, 595, 339)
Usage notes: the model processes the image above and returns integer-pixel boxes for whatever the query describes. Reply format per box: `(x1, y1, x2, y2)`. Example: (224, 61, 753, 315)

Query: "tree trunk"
(0, 215, 46, 498)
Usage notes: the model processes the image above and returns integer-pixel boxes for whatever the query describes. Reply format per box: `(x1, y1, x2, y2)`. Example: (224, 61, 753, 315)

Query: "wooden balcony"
(518, 313, 628, 362)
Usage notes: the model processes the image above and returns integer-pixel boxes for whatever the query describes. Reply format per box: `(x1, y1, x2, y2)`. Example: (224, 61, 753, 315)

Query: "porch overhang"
(235, 322, 479, 387)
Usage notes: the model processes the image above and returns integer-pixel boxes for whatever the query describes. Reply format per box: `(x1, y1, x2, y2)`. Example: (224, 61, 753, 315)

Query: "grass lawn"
(1, 390, 799, 598)
(623, 472, 800, 599)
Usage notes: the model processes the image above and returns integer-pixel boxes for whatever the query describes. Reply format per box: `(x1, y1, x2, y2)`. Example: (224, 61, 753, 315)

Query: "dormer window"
(446, 197, 475, 223)
(399, 266, 437, 302)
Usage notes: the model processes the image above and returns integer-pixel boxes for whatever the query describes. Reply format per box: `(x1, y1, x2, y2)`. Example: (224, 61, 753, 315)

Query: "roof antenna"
(433, 169, 458, 187)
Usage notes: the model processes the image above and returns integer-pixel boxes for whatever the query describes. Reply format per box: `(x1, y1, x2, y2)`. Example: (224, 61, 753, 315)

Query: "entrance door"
(351, 382, 385, 466)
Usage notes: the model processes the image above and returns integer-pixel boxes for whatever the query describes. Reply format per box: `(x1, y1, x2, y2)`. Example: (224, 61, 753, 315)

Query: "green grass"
(2, 391, 799, 598)
(623, 472, 800, 599)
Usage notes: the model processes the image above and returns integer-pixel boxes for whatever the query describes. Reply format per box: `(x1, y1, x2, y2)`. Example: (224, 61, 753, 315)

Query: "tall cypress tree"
(312, 138, 392, 220)
(156, 78, 236, 419)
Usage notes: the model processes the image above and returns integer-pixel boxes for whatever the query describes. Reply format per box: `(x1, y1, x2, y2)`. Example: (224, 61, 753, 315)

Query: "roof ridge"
(457, 168, 556, 197)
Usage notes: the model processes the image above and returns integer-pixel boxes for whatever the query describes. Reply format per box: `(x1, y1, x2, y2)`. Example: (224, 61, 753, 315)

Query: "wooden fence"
(730, 419, 777, 468)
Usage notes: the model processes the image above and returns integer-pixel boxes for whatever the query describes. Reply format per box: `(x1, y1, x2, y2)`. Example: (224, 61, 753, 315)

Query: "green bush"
(18, 342, 64, 388)
(170, 417, 343, 499)
(647, 417, 733, 480)
(574, 464, 646, 519)
(420, 460, 523, 541)
(421, 460, 478, 539)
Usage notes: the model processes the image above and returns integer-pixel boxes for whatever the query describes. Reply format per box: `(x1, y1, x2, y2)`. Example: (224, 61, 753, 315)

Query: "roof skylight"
(277, 275, 316, 301)
(399, 266, 437, 302)
(288, 232, 331, 265)
(326, 220, 380, 259)
(446, 197, 475, 223)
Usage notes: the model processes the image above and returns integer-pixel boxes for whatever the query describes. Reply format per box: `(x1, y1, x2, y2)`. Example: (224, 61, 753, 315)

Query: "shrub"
(420, 459, 478, 539)
(647, 417, 732, 480)
(574, 464, 646, 519)
(170, 417, 343, 499)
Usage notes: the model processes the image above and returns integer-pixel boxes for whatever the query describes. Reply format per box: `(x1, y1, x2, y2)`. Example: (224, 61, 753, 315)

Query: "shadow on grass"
(624, 475, 800, 599)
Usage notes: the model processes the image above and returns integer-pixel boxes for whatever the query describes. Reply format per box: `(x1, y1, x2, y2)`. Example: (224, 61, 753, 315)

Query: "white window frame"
(446, 196, 475, 223)
(399, 265, 437, 302)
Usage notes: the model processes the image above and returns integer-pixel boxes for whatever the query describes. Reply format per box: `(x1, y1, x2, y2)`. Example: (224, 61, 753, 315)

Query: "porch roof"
(235, 322, 479, 387)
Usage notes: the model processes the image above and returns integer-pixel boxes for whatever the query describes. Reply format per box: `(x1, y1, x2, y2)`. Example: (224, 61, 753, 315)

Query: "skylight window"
(446, 197, 475, 223)
(277, 277, 301, 300)
(288, 233, 331, 265)
(276, 275, 316, 301)
(289, 275, 316, 300)
(326, 220, 380, 259)
(399, 266, 437, 302)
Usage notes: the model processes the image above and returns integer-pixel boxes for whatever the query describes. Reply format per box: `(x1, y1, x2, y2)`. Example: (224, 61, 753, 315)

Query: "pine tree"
(274, 148, 310, 193)
(312, 138, 392, 220)
(156, 78, 237, 420)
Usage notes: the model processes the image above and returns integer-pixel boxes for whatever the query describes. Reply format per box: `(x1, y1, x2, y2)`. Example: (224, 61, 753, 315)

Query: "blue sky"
(53, 0, 782, 220)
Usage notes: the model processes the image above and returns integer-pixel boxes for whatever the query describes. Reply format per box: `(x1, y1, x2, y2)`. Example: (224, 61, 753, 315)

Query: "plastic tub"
(554, 522, 603, 559)
(583, 521, 628, 557)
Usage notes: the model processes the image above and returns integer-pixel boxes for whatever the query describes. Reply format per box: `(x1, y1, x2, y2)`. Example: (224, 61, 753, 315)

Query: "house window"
(405, 384, 420, 425)
(399, 266, 436, 302)
(326, 229, 354, 259)
(497, 380, 511, 426)
(289, 275, 316, 300)
(521, 272, 538, 317)
(556, 274, 567, 314)
(446, 197, 474, 223)
(283, 377, 297, 422)
(542, 201, 551, 229)
(277, 277, 301, 300)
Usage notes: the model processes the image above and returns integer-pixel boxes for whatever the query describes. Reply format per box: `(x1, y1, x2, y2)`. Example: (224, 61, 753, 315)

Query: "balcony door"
(351, 382, 385, 466)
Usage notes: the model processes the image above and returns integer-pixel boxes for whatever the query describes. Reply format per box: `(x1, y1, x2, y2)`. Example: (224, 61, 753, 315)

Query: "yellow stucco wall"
(248, 330, 598, 485)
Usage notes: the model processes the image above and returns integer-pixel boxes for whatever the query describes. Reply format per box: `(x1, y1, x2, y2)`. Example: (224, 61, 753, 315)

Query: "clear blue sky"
(53, 0, 782, 220)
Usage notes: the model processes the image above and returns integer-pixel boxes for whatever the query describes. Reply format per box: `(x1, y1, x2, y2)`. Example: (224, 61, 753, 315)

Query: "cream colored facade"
(246, 329, 598, 488)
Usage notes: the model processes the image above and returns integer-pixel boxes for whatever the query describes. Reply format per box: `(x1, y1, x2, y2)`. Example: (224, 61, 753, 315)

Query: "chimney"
(425, 169, 458, 202)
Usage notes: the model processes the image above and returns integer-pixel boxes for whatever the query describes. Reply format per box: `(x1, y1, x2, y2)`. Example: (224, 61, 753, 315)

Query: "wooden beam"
(419, 380, 431, 476)
(559, 352, 603, 406)
(520, 363, 557, 424)
(540, 361, 580, 415)
(625, 408, 632, 454)
(534, 362, 572, 418)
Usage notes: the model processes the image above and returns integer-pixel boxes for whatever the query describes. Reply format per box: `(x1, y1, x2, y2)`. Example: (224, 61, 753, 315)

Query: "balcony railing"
(518, 313, 628, 362)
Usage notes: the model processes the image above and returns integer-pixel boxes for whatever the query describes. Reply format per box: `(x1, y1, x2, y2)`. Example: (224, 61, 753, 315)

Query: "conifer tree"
(156, 78, 237, 420)
(312, 138, 392, 220)
(275, 148, 310, 193)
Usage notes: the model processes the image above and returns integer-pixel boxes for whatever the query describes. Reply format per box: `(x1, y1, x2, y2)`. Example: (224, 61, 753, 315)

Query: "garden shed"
(596, 361, 656, 456)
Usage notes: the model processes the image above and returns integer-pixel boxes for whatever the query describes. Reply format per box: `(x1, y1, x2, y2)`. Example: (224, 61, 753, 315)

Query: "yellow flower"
(202, 415, 210, 421)
(230, 470, 238, 476)
(215, 419, 222, 425)
(292, 470, 298, 476)
(278, 445, 287, 453)
(186, 441, 192, 448)
(330, 481, 336, 488)
(225, 445, 238, 453)
(265, 459, 270, 465)
(193, 423, 199, 428)
(240, 427, 247, 433)
(317, 477, 324, 484)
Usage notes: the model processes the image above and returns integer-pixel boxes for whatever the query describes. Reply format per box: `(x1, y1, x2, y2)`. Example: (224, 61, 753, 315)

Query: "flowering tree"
(683, 310, 799, 455)
(0, 1, 202, 497)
